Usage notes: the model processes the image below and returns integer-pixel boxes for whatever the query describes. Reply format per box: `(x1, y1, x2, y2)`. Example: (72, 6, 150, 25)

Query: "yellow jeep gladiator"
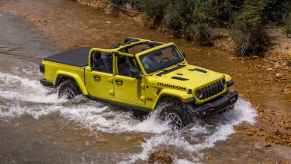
(39, 38, 238, 128)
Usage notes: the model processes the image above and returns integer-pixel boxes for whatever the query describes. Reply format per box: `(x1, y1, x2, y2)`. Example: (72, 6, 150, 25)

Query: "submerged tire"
(58, 80, 81, 99)
(157, 98, 192, 129)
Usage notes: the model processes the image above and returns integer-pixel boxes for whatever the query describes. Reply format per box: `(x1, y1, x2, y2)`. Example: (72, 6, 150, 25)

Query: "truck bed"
(44, 48, 91, 67)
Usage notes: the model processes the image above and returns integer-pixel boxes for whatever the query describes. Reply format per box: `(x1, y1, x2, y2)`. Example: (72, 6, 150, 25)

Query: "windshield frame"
(138, 45, 185, 74)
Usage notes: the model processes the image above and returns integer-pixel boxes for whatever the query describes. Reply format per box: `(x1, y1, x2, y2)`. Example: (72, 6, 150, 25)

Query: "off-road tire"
(157, 98, 192, 129)
(58, 80, 81, 99)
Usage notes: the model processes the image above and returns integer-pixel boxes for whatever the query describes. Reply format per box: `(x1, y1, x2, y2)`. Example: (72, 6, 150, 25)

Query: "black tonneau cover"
(44, 48, 91, 67)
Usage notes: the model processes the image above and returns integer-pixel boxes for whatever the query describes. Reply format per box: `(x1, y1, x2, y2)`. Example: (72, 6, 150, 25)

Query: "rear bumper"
(192, 91, 239, 117)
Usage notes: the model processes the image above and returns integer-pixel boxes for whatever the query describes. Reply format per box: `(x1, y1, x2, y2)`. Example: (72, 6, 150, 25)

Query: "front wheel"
(158, 99, 191, 129)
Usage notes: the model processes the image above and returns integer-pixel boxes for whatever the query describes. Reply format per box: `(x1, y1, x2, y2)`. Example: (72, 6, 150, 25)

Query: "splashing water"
(0, 72, 170, 133)
(0, 72, 66, 103)
(0, 72, 257, 163)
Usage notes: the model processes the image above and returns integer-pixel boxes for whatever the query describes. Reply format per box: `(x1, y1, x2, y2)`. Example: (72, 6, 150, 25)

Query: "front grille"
(196, 79, 225, 100)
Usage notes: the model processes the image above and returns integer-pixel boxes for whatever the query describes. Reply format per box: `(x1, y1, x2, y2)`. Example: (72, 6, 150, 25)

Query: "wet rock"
(266, 67, 273, 71)
(148, 150, 173, 164)
(84, 141, 90, 146)
(275, 73, 282, 78)
(264, 143, 272, 148)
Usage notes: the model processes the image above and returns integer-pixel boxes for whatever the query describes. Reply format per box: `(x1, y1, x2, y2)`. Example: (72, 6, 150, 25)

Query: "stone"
(148, 150, 173, 164)
(85, 141, 90, 146)
(266, 68, 273, 71)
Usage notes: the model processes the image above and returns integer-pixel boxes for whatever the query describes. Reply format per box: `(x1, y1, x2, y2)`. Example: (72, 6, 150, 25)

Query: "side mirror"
(130, 68, 141, 78)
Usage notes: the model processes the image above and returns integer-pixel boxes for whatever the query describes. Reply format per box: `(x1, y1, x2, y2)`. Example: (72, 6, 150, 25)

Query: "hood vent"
(189, 68, 207, 73)
(171, 76, 189, 81)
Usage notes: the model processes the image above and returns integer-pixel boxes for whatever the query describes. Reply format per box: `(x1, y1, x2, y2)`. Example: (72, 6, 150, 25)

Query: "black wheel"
(157, 98, 191, 129)
(58, 80, 81, 99)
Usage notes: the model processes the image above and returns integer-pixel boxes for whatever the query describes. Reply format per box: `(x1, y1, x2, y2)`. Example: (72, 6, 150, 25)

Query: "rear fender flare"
(55, 71, 88, 95)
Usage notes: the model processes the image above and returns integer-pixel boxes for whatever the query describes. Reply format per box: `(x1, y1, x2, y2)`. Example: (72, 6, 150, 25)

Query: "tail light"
(39, 64, 44, 73)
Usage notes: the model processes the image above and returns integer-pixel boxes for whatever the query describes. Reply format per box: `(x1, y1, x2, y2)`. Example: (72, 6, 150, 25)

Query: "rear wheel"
(58, 80, 81, 99)
(157, 98, 192, 129)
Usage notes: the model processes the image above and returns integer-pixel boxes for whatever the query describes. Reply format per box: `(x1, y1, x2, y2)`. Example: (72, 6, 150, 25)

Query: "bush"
(231, 0, 270, 56)
(109, 0, 145, 11)
(232, 5, 270, 56)
(264, 0, 290, 24)
(163, 0, 195, 36)
(185, 23, 213, 46)
(110, 0, 127, 6)
(209, 0, 244, 26)
(130, 0, 145, 11)
(286, 14, 291, 35)
(143, 0, 169, 28)
(108, 0, 290, 53)
(192, 0, 214, 24)
(231, 27, 270, 56)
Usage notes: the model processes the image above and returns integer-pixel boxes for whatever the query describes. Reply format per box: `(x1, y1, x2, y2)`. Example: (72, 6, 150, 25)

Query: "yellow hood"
(147, 65, 225, 90)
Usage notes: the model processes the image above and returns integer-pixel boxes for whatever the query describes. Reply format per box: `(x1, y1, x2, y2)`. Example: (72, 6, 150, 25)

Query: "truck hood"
(147, 65, 225, 90)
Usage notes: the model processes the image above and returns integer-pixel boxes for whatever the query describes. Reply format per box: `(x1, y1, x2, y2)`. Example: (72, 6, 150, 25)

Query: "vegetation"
(110, 0, 290, 56)
(286, 13, 291, 35)
(231, 0, 270, 56)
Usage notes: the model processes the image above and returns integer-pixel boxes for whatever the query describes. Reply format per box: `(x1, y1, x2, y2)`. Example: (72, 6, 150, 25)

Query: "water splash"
(0, 72, 66, 103)
(126, 99, 257, 163)
(0, 72, 257, 163)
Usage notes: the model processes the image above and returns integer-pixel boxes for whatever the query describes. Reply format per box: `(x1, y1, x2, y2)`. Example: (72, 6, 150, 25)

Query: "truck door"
(113, 54, 145, 106)
(85, 50, 115, 100)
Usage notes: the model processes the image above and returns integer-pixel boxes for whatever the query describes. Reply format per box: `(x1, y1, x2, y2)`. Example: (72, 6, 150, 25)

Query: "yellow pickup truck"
(39, 38, 238, 128)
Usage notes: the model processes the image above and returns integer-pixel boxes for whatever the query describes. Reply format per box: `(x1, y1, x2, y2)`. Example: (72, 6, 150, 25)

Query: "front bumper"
(192, 91, 239, 117)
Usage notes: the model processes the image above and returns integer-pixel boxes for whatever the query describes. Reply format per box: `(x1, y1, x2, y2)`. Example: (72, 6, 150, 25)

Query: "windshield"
(140, 46, 184, 73)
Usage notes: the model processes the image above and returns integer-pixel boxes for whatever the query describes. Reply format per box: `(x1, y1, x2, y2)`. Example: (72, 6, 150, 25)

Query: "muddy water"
(0, 0, 290, 164)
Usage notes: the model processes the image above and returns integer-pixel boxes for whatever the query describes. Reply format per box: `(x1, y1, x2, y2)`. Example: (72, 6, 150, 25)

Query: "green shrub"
(143, 0, 169, 28)
(185, 23, 213, 46)
(210, 0, 244, 26)
(231, 0, 270, 56)
(264, 0, 290, 24)
(192, 0, 216, 25)
(231, 27, 270, 56)
(110, 0, 127, 7)
(109, 0, 145, 11)
(108, 0, 290, 52)
(163, 0, 195, 36)
(127, 0, 145, 11)
(286, 14, 291, 35)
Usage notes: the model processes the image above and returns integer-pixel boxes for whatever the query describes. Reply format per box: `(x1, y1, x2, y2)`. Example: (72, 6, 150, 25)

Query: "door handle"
(115, 79, 123, 86)
(94, 75, 101, 81)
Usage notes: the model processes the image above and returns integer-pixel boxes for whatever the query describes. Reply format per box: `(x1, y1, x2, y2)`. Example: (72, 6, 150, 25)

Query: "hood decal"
(157, 82, 186, 91)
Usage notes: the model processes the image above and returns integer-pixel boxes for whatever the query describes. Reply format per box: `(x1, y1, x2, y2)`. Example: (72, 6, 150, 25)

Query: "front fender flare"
(154, 88, 194, 108)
